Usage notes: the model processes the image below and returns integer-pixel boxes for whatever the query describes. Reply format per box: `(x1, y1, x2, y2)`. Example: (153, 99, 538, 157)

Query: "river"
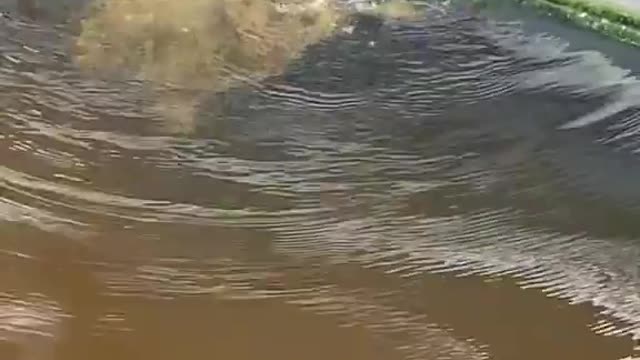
(0, 0, 639, 359)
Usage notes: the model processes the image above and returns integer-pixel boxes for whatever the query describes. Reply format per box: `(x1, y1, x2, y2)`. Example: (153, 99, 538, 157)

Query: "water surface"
(1, 1, 640, 359)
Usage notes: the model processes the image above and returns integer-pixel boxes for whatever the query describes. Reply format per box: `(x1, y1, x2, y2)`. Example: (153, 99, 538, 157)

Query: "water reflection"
(1, 1, 640, 359)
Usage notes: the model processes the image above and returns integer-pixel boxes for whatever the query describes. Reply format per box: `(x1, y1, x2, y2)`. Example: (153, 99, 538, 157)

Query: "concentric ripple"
(1, 1, 640, 359)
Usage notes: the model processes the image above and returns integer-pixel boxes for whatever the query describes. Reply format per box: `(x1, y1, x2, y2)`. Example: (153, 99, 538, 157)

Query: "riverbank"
(470, 0, 640, 46)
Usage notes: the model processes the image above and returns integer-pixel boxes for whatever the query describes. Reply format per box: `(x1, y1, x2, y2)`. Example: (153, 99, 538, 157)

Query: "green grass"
(542, 0, 640, 27)
(468, 0, 640, 47)
(527, 0, 640, 46)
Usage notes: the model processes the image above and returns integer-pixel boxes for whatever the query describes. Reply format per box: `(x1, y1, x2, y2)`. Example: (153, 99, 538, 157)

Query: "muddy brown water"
(1, 0, 640, 359)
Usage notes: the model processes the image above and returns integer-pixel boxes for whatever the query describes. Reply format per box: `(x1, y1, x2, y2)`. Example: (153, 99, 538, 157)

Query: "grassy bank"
(471, 0, 640, 47)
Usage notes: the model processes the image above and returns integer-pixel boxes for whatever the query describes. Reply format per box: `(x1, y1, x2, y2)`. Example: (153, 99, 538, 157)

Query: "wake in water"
(2, 1, 640, 359)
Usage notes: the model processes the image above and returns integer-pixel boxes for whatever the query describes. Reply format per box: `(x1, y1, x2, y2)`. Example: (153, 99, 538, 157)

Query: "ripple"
(96, 258, 489, 360)
(1, 1, 640, 358)
(0, 293, 65, 359)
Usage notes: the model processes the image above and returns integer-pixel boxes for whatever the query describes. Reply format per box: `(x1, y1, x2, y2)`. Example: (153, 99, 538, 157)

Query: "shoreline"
(469, 0, 640, 46)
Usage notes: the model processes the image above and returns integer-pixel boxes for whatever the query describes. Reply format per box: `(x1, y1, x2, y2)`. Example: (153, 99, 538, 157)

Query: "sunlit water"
(1, 1, 640, 359)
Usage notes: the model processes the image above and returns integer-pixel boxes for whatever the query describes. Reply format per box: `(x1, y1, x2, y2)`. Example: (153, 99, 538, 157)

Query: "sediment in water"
(72, 0, 422, 132)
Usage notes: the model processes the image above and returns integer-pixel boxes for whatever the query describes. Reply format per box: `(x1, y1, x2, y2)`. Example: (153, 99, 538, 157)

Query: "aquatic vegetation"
(76, 0, 340, 89)
(357, 0, 423, 20)
(73, 0, 422, 131)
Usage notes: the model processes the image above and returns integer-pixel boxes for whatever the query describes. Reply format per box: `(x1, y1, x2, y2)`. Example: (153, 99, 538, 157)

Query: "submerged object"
(75, 0, 342, 90)
(72, 0, 423, 131)
(74, 0, 421, 90)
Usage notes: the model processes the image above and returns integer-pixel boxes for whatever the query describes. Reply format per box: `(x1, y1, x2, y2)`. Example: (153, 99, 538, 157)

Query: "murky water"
(1, 0, 640, 359)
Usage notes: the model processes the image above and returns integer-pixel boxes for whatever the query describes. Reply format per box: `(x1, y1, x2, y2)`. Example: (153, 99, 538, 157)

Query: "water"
(1, 0, 640, 359)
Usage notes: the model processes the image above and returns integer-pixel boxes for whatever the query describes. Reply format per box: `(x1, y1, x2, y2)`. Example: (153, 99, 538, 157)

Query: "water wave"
(1, 2, 640, 358)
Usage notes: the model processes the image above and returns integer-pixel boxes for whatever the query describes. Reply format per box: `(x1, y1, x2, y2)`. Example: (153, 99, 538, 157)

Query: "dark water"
(1, 1, 640, 359)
